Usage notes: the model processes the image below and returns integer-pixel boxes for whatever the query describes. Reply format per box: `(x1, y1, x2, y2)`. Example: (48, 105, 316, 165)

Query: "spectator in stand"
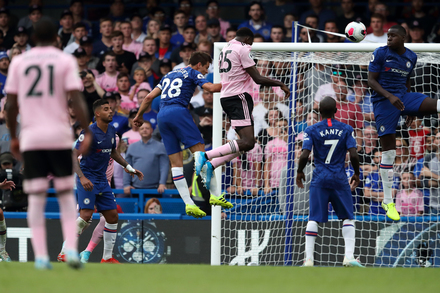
(93, 18, 113, 57)
(359, 126, 379, 174)
(146, 19, 160, 40)
(394, 138, 417, 179)
(96, 51, 119, 92)
(253, 86, 289, 136)
(295, 99, 308, 134)
(305, 14, 324, 42)
(108, 0, 127, 22)
(194, 15, 208, 44)
(58, 9, 74, 49)
(194, 89, 214, 150)
(352, 76, 374, 127)
(120, 21, 142, 58)
(8, 47, 21, 61)
(136, 89, 158, 129)
(158, 58, 172, 78)
(362, 13, 387, 43)
(299, 26, 319, 43)
(131, 52, 158, 89)
(179, 0, 195, 26)
(427, 21, 440, 43)
(151, 7, 170, 27)
(253, 33, 265, 43)
(63, 22, 87, 54)
(299, 0, 336, 30)
(227, 141, 263, 196)
(104, 91, 130, 136)
(306, 110, 319, 127)
(156, 25, 173, 61)
(206, 1, 230, 38)
(257, 107, 284, 151)
(264, 119, 288, 194)
(283, 13, 296, 41)
(141, 0, 160, 29)
(0, 8, 15, 50)
(122, 109, 142, 145)
(81, 70, 105, 122)
(80, 36, 99, 70)
(18, 4, 43, 30)
(238, 1, 272, 41)
(404, 0, 435, 41)
(170, 25, 196, 68)
(123, 121, 169, 197)
(74, 48, 97, 76)
(225, 27, 236, 42)
(324, 20, 344, 43)
(12, 27, 31, 53)
(313, 67, 353, 108)
(424, 133, 440, 165)
(129, 67, 152, 99)
(408, 20, 425, 43)
(366, 2, 397, 34)
(173, 42, 196, 70)
(336, 0, 365, 34)
(117, 73, 136, 112)
(130, 14, 146, 43)
(364, 149, 398, 215)
(409, 118, 430, 160)
(264, 0, 296, 26)
(395, 172, 424, 216)
(207, 18, 225, 43)
(69, 0, 92, 36)
(144, 198, 162, 214)
(0, 106, 19, 155)
(270, 25, 286, 43)
(98, 30, 137, 75)
(170, 10, 187, 48)
(0, 51, 8, 93)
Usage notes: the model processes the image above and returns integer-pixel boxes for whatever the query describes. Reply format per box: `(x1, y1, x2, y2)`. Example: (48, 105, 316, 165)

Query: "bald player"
(368, 25, 440, 221)
(296, 96, 363, 267)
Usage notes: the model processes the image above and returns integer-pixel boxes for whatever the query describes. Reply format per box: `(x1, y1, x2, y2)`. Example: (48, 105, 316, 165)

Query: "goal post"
(211, 42, 440, 267)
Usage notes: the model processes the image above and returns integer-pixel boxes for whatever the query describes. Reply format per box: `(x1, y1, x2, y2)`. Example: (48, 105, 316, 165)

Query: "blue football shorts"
(309, 185, 354, 223)
(76, 179, 117, 212)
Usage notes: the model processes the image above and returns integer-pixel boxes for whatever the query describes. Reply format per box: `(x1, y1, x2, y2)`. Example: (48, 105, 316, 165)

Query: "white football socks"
(172, 167, 194, 205)
(305, 221, 318, 261)
(380, 150, 396, 205)
(103, 222, 118, 260)
(342, 220, 355, 260)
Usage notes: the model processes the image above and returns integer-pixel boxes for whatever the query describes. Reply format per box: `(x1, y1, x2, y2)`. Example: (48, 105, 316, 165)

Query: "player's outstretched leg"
(208, 170, 233, 209)
(28, 193, 52, 270)
(379, 150, 400, 221)
(0, 209, 11, 262)
(303, 221, 318, 267)
(341, 220, 365, 268)
(58, 215, 91, 262)
(81, 215, 105, 263)
(58, 190, 82, 269)
(194, 151, 208, 176)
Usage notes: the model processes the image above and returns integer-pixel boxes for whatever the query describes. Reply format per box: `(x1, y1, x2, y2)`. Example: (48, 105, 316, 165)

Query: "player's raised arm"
(202, 83, 222, 93)
(296, 149, 311, 188)
(349, 147, 360, 191)
(245, 66, 290, 98)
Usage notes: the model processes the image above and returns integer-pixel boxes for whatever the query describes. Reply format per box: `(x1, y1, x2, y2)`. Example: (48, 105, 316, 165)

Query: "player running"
(59, 99, 143, 263)
(133, 52, 228, 218)
(296, 96, 363, 267)
(194, 27, 290, 190)
(5, 19, 92, 269)
(368, 25, 440, 221)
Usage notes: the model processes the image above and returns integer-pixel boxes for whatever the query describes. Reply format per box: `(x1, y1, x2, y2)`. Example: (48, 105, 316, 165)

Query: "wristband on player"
(125, 164, 136, 173)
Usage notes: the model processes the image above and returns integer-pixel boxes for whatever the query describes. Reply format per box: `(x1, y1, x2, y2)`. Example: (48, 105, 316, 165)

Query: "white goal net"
(212, 42, 440, 267)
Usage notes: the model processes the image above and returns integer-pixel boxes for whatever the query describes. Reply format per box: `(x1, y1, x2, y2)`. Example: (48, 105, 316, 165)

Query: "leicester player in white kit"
(194, 27, 290, 189)
(5, 20, 92, 269)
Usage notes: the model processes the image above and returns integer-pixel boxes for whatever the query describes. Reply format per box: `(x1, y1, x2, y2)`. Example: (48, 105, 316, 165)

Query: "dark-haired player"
(60, 99, 143, 264)
(368, 25, 440, 221)
(194, 27, 290, 189)
(133, 52, 229, 218)
(297, 96, 363, 267)
(5, 19, 92, 269)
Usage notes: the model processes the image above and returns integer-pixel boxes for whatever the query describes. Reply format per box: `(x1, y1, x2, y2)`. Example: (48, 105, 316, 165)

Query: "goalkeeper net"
(212, 42, 440, 267)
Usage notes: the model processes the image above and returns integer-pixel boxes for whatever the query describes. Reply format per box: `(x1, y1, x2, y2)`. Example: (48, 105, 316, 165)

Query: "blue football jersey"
(368, 46, 417, 102)
(75, 123, 117, 182)
(302, 118, 357, 189)
(157, 67, 209, 108)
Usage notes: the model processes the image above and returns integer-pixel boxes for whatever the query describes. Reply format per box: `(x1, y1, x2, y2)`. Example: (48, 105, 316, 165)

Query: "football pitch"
(0, 262, 437, 293)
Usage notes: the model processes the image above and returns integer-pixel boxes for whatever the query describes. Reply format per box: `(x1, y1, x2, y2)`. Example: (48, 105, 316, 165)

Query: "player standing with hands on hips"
(297, 97, 363, 267)
(368, 25, 440, 221)
(194, 27, 290, 190)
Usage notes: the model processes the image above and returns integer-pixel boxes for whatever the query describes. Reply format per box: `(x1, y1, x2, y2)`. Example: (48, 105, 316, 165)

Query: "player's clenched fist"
(296, 171, 305, 188)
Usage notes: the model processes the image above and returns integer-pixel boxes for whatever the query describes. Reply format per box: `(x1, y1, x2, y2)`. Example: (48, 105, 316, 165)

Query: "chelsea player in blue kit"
(65, 99, 143, 263)
(133, 52, 232, 218)
(368, 25, 440, 221)
(297, 97, 363, 267)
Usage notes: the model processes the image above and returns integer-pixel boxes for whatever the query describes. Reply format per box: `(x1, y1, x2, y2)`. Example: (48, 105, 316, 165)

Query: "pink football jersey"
(123, 41, 143, 58)
(5, 46, 82, 152)
(219, 39, 256, 98)
(96, 72, 119, 92)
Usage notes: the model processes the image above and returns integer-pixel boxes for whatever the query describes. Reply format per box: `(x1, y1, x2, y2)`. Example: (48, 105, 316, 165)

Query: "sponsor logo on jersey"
(384, 67, 409, 76)
(96, 148, 112, 153)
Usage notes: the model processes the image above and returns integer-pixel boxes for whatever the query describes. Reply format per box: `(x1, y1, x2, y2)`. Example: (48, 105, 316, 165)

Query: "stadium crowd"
(0, 0, 440, 217)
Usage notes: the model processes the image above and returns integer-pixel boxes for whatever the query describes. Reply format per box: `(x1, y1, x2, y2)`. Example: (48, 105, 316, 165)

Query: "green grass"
(0, 262, 438, 293)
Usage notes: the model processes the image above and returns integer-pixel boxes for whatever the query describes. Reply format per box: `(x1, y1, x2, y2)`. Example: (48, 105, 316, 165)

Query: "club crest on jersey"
(406, 61, 411, 68)
(78, 134, 84, 142)
(84, 198, 90, 205)
(380, 125, 385, 132)
(370, 54, 375, 62)
(197, 74, 204, 79)
(113, 122, 119, 129)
